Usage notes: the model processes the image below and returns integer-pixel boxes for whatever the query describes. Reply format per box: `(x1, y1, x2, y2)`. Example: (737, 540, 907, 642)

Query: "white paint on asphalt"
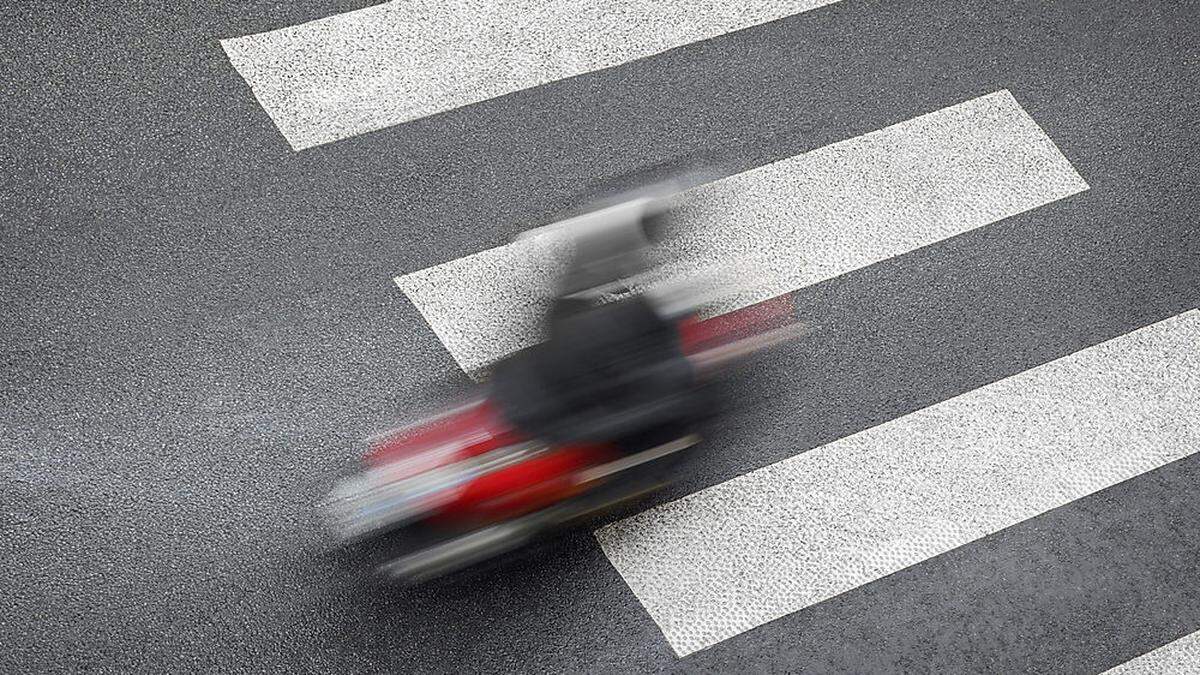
(594, 309, 1200, 657)
(221, 0, 843, 150)
(396, 90, 1089, 378)
(1105, 631, 1200, 674)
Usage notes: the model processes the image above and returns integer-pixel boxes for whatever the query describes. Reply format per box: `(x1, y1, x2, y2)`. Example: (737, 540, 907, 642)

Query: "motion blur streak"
(326, 185, 809, 583)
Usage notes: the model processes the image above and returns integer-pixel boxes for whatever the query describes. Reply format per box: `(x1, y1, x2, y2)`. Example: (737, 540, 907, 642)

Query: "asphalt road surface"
(4, 1, 1199, 672)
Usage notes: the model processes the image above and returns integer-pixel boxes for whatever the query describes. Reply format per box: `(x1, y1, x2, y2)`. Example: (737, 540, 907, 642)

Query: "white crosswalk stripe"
(596, 309, 1200, 656)
(396, 89, 1088, 378)
(221, 0, 843, 150)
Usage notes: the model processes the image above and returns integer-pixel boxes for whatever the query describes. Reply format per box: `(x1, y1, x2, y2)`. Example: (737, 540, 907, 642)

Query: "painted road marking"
(1105, 631, 1200, 674)
(221, 0, 843, 150)
(594, 309, 1200, 657)
(396, 90, 1089, 378)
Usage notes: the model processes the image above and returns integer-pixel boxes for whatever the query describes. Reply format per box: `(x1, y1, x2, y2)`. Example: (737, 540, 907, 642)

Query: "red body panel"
(435, 443, 619, 523)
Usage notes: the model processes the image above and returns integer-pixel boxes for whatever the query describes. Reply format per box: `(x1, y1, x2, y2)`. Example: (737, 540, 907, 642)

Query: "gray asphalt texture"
(3, 0, 1198, 672)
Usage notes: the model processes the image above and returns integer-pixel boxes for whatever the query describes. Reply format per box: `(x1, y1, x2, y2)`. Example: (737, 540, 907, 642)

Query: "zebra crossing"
(219, 1, 1199, 671)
